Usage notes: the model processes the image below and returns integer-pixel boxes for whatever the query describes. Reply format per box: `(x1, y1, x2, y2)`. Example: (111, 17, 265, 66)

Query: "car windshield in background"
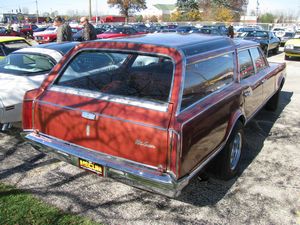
(55, 51, 174, 103)
(105, 28, 123, 33)
(2, 40, 31, 55)
(246, 31, 269, 38)
(45, 27, 56, 31)
(0, 53, 55, 76)
(283, 32, 295, 37)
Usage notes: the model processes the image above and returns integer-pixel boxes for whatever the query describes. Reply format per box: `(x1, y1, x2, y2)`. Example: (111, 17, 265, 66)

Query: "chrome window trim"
(48, 47, 176, 109)
(49, 85, 169, 112)
(36, 99, 168, 131)
(178, 51, 236, 114)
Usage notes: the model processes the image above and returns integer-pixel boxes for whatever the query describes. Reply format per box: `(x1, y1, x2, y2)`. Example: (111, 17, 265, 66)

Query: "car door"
(238, 49, 263, 119)
(249, 47, 274, 102)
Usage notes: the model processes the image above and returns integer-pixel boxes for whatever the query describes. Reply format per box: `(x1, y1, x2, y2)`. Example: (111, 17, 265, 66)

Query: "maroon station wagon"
(22, 34, 286, 197)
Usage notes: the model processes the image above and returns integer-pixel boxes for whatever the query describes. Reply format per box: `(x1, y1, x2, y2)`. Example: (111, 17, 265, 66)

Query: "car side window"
(181, 53, 234, 110)
(238, 49, 255, 79)
(250, 48, 267, 73)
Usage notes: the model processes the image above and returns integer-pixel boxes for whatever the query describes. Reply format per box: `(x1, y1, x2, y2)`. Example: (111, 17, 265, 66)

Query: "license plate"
(78, 158, 105, 176)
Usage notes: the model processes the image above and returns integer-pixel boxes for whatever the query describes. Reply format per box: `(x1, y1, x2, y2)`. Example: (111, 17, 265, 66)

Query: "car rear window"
(3, 40, 30, 54)
(54, 51, 174, 103)
(181, 53, 234, 110)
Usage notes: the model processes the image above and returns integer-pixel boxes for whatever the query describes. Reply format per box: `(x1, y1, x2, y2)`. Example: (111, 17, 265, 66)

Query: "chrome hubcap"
(230, 132, 242, 171)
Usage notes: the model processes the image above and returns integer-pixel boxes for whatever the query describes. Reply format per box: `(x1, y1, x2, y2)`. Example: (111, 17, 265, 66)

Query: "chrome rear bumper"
(22, 131, 189, 197)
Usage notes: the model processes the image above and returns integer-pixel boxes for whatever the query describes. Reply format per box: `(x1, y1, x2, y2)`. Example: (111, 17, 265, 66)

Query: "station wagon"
(22, 34, 286, 197)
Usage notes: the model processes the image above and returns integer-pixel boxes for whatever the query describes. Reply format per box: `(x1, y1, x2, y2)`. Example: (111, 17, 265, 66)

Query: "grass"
(0, 183, 101, 225)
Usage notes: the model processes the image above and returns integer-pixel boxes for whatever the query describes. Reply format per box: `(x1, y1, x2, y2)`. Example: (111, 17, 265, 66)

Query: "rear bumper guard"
(22, 131, 188, 197)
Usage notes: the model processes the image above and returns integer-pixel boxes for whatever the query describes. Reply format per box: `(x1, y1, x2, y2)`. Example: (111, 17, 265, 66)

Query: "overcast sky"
(0, 0, 299, 16)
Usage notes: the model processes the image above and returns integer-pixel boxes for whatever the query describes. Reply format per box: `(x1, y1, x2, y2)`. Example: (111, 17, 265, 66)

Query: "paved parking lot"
(0, 50, 299, 225)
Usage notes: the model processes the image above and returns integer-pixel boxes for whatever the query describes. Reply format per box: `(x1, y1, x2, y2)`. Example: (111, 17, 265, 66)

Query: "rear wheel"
(209, 121, 244, 180)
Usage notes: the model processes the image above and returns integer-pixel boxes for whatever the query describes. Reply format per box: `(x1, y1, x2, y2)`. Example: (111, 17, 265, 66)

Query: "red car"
(22, 34, 286, 197)
(20, 24, 39, 37)
(34, 27, 81, 44)
(97, 26, 143, 39)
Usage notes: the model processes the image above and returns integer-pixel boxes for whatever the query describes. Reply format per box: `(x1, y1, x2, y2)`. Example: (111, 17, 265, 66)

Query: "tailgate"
(33, 90, 172, 168)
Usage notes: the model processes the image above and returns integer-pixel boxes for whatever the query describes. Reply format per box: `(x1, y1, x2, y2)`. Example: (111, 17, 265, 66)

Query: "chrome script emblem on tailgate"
(135, 139, 156, 149)
(81, 111, 96, 120)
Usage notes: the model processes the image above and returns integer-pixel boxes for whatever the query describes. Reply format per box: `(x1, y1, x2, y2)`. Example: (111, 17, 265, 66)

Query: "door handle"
(243, 90, 252, 97)
(261, 79, 266, 84)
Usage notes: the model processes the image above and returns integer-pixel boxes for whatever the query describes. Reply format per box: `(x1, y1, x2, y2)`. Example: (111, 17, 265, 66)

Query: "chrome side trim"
(35, 99, 168, 131)
(49, 86, 169, 112)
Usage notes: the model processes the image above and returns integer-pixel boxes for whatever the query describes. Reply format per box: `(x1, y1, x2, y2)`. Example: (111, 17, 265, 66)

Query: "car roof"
(33, 42, 79, 55)
(87, 33, 258, 57)
(0, 36, 26, 42)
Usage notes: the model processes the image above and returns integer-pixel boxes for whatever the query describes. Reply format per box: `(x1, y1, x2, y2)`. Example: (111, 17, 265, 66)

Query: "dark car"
(176, 26, 198, 33)
(160, 24, 178, 33)
(195, 28, 223, 36)
(73, 27, 106, 41)
(202, 25, 228, 35)
(132, 24, 149, 33)
(243, 30, 280, 55)
(22, 34, 286, 197)
(280, 32, 296, 46)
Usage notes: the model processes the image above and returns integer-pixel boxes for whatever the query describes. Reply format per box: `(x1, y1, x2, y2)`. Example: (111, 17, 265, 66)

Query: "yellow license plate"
(79, 158, 104, 176)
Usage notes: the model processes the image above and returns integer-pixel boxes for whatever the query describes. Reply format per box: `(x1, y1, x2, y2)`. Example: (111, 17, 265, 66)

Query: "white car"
(0, 42, 78, 130)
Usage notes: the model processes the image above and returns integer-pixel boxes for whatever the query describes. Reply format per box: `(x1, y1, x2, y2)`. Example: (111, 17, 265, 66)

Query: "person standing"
(227, 24, 234, 38)
(53, 16, 73, 43)
(80, 17, 97, 41)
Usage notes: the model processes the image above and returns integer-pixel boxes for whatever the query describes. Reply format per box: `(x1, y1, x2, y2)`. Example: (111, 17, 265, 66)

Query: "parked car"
(132, 24, 149, 33)
(97, 26, 141, 39)
(34, 27, 57, 44)
(0, 42, 78, 130)
(160, 24, 178, 33)
(73, 27, 106, 41)
(0, 36, 31, 60)
(235, 27, 256, 37)
(284, 37, 300, 60)
(0, 27, 24, 37)
(195, 27, 223, 36)
(20, 24, 39, 37)
(22, 34, 286, 197)
(176, 26, 198, 33)
(242, 30, 280, 55)
(280, 32, 296, 46)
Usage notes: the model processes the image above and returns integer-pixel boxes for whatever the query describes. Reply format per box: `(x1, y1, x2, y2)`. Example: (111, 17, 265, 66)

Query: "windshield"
(2, 40, 30, 55)
(0, 53, 55, 76)
(246, 31, 269, 38)
(45, 27, 56, 31)
(55, 51, 174, 103)
(283, 32, 295, 37)
(105, 28, 124, 34)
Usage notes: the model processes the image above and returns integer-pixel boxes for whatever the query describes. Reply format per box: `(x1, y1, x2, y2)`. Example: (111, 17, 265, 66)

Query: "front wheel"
(210, 121, 244, 180)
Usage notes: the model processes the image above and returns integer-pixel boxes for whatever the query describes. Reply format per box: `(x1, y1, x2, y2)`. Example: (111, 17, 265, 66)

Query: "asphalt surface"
(0, 50, 299, 225)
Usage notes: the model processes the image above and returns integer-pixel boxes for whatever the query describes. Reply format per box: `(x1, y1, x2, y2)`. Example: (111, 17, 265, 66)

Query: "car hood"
(244, 37, 269, 43)
(0, 72, 46, 106)
(34, 29, 57, 36)
(285, 38, 300, 46)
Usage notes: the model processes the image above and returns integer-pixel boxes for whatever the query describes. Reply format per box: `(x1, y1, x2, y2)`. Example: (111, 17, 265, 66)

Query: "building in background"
(138, 4, 176, 21)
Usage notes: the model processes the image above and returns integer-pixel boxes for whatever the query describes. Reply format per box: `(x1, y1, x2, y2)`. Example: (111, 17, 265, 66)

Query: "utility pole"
(35, 0, 39, 24)
(95, 0, 98, 24)
(256, 0, 259, 18)
(89, 0, 92, 21)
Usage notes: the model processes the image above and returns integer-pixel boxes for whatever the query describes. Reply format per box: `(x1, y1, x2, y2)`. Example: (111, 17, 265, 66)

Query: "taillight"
(22, 88, 39, 130)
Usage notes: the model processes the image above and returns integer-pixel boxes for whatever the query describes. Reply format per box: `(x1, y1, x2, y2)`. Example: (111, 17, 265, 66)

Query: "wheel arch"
(225, 110, 246, 144)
